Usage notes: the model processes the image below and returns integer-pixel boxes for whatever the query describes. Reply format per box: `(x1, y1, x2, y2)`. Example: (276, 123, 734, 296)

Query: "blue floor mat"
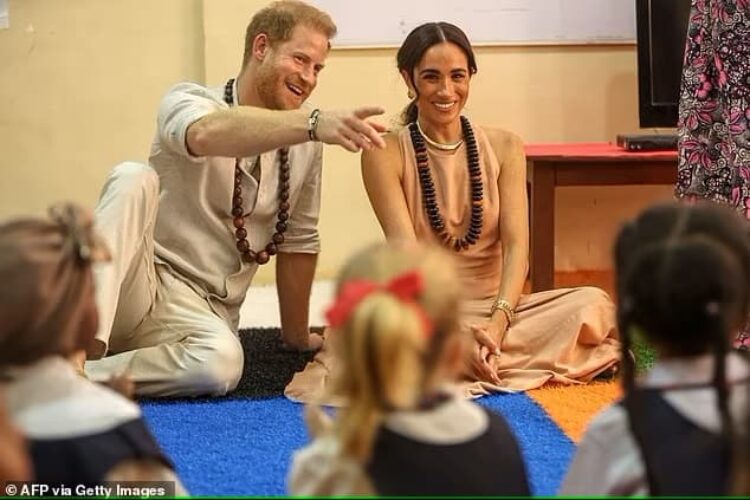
(142, 392, 574, 496)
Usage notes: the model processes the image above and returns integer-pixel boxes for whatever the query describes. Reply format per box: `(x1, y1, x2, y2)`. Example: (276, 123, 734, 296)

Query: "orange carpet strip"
(528, 381, 622, 442)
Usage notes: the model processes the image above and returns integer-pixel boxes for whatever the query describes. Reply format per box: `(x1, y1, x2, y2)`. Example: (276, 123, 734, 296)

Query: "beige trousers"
(285, 286, 620, 404)
(84, 162, 243, 397)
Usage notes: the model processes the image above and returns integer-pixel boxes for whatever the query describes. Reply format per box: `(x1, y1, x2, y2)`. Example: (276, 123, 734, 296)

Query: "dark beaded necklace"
(224, 78, 290, 265)
(408, 116, 483, 251)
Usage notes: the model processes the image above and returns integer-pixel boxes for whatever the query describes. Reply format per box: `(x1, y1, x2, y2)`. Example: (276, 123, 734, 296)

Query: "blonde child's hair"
(311, 242, 463, 462)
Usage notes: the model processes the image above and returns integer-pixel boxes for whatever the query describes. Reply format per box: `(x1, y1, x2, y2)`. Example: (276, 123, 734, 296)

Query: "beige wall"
(0, 0, 673, 285)
(0, 0, 204, 216)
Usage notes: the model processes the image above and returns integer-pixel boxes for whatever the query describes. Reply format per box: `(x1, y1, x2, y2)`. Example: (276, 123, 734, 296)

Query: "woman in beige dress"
(286, 22, 620, 400)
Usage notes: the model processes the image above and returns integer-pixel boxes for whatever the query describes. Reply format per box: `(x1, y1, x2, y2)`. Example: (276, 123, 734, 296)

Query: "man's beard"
(255, 65, 294, 110)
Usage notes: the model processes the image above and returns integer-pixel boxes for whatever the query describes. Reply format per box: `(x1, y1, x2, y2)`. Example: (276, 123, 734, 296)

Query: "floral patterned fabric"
(676, 0, 750, 350)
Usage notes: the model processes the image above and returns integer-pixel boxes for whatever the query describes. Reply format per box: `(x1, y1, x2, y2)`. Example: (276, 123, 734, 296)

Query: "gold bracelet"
(490, 298, 515, 324)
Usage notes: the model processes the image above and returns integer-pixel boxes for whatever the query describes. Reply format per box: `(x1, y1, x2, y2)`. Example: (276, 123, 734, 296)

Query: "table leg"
(528, 161, 555, 292)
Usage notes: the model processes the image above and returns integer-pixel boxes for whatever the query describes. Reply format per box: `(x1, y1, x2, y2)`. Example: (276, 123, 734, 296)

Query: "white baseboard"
(239, 280, 335, 329)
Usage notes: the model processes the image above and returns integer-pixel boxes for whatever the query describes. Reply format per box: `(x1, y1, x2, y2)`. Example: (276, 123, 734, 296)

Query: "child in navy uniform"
(0, 204, 185, 493)
(289, 243, 530, 496)
(562, 202, 750, 496)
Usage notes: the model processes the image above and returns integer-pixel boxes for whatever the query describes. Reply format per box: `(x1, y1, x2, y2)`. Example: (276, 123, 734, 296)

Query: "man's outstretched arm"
(187, 106, 387, 159)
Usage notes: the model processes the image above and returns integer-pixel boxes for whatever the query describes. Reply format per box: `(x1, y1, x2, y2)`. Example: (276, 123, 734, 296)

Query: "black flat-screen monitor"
(636, 0, 692, 128)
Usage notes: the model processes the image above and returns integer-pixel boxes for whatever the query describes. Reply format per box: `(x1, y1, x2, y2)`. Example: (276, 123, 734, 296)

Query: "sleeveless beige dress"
(285, 123, 620, 401)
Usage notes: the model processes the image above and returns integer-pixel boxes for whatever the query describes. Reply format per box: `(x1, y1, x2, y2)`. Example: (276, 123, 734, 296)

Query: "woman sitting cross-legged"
(286, 22, 620, 401)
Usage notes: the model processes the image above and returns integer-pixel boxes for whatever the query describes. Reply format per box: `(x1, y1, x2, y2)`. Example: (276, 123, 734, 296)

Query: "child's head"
(0, 204, 109, 367)
(615, 202, 750, 358)
(323, 242, 464, 459)
(614, 201, 750, 494)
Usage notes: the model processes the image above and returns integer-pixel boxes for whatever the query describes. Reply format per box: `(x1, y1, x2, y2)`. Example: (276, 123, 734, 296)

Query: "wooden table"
(525, 143, 678, 292)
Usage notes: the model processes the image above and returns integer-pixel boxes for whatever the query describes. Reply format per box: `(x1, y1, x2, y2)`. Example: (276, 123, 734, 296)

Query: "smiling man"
(82, 0, 386, 397)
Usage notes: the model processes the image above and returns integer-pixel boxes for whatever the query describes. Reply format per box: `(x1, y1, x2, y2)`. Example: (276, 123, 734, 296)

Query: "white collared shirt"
(560, 352, 749, 496)
(4, 356, 188, 494)
(4, 356, 141, 439)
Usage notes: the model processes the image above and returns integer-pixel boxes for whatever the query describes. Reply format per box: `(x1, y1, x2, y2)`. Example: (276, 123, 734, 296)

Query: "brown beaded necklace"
(408, 116, 483, 252)
(224, 78, 290, 265)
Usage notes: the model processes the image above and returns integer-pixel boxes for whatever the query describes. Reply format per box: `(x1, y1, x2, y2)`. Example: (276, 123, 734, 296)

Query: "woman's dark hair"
(396, 22, 478, 124)
(614, 201, 750, 495)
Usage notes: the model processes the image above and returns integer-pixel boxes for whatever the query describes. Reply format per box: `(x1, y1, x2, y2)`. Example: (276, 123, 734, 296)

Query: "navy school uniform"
(3, 356, 180, 490)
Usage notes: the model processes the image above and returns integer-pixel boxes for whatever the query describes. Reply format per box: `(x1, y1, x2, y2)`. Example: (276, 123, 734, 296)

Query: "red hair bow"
(325, 270, 433, 336)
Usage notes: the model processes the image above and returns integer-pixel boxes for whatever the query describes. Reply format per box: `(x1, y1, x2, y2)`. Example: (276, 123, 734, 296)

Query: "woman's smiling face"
(404, 41, 471, 127)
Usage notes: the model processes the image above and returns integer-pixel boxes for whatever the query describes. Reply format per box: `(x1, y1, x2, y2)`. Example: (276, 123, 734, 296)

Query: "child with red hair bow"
(288, 242, 529, 496)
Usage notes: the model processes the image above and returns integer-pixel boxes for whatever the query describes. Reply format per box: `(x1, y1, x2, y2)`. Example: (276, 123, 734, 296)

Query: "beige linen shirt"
(149, 80, 322, 328)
